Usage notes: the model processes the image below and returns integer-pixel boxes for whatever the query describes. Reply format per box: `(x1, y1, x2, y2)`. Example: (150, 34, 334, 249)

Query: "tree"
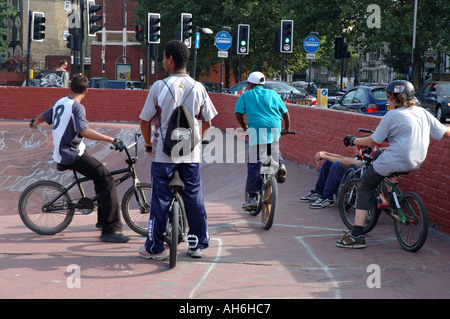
(2, 53, 36, 81)
(0, 0, 16, 59)
(135, 0, 450, 88)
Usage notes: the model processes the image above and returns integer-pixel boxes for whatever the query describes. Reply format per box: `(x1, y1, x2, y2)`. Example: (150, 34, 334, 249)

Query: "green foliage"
(135, 0, 449, 84)
(0, 0, 16, 58)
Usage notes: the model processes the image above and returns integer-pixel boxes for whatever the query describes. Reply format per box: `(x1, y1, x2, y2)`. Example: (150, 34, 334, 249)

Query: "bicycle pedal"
(186, 234, 199, 249)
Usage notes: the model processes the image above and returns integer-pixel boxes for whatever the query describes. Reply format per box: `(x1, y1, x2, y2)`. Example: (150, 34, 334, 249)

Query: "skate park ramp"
(1, 120, 450, 300)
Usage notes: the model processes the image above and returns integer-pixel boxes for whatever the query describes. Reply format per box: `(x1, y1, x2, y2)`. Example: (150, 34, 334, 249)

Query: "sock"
(352, 226, 364, 237)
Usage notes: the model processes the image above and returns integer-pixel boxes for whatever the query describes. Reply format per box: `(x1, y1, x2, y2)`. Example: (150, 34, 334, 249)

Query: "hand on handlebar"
(111, 138, 125, 151)
(281, 129, 296, 135)
(343, 135, 356, 147)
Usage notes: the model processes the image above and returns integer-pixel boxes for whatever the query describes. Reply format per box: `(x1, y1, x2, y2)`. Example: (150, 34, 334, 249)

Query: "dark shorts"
(355, 165, 385, 210)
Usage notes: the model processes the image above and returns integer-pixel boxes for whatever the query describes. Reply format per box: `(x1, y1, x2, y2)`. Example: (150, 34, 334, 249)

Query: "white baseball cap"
(247, 72, 265, 85)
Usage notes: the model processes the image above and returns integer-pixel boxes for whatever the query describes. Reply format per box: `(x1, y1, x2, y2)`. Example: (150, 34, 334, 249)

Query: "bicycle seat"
(169, 171, 185, 191)
(56, 163, 71, 171)
(388, 171, 409, 178)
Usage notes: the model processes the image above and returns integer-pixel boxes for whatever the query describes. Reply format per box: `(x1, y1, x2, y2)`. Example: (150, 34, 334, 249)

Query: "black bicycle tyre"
(394, 192, 428, 252)
(261, 176, 278, 230)
(337, 179, 379, 234)
(18, 180, 74, 235)
(169, 200, 180, 268)
(176, 193, 187, 244)
(121, 183, 152, 236)
(337, 164, 360, 198)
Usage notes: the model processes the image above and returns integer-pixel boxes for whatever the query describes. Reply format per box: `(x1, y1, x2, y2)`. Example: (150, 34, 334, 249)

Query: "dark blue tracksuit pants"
(246, 143, 283, 198)
(145, 162, 209, 254)
(315, 160, 345, 200)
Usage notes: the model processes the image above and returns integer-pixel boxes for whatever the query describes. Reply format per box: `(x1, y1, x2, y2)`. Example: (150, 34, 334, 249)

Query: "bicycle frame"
(43, 134, 142, 213)
(376, 176, 412, 224)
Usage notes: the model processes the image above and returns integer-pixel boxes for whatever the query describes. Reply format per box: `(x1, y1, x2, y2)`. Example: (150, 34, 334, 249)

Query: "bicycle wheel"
(176, 194, 187, 244)
(337, 164, 360, 198)
(337, 179, 379, 234)
(169, 199, 180, 268)
(261, 176, 278, 230)
(121, 183, 151, 236)
(18, 181, 74, 235)
(394, 192, 428, 252)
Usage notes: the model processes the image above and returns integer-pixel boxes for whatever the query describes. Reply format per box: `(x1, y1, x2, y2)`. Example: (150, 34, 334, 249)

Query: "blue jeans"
(145, 162, 209, 254)
(315, 160, 345, 200)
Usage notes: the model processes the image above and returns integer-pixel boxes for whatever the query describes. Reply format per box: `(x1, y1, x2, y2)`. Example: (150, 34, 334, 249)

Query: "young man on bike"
(139, 40, 218, 260)
(29, 74, 129, 243)
(337, 80, 450, 249)
(235, 72, 291, 210)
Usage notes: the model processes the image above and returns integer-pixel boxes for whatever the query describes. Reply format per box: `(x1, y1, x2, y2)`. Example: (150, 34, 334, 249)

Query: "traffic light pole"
(80, 0, 85, 74)
(26, 10, 32, 87)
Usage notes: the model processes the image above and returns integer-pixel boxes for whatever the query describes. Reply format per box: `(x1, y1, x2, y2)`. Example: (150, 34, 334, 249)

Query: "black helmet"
(385, 80, 415, 99)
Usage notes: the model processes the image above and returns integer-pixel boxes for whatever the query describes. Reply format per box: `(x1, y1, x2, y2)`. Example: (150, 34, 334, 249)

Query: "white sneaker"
(187, 248, 203, 258)
(138, 246, 168, 260)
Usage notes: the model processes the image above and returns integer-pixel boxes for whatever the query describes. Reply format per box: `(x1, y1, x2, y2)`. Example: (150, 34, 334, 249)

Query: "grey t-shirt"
(371, 106, 447, 176)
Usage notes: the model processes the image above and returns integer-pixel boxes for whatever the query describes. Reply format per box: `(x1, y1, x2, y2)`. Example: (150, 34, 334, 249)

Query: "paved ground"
(1, 120, 449, 302)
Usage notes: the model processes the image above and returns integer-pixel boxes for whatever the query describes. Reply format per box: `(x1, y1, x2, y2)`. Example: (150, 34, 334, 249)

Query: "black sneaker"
(310, 197, 334, 209)
(299, 190, 320, 203)
(275, 164, 286, 183)
(336, 231, 366, 249)
(242, 197, 258, 210)
(100, 231, 129, 243)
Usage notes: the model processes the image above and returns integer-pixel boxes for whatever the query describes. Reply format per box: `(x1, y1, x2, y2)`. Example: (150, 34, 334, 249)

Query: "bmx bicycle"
(18, 132, 151, 236)
(244, 131, 295, 230)
(337, 129, 428, 252)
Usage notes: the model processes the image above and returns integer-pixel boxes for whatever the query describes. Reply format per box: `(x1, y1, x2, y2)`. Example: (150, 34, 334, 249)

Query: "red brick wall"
(1, 87, 449, 234)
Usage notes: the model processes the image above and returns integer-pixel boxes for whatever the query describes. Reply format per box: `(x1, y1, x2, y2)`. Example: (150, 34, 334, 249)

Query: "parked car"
(331, 85, 388, 116)
(22, 79, 40, 87)
(202, 81, 221, 93)
(229, 80, 317, 105)
(292, 81, 344, 107)
(415, 81, 450, 122)
(310, 82, 345, 107)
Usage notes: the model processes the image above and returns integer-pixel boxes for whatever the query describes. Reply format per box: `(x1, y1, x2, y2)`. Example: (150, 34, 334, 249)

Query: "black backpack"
(156, 79, 198, 157)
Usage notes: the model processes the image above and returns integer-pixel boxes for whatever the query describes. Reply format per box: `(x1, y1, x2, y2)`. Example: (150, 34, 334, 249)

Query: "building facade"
(5, 0, 147, 82)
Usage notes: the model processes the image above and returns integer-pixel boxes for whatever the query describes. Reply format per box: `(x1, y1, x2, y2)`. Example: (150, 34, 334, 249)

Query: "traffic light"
(31, 11, 46, 41)
(148, 13, 161, 44)
(67, 34, 74, 49)
(280, 20, 293, 53)
(87, 0, 102, 36)
(135, 24, 144, 41)
(181, 13, 193, 48)
(66, 34, 81, 50)
(237, 24, 250, 55)
(334, 37, 344, 59)
(334, 37, 350, 59)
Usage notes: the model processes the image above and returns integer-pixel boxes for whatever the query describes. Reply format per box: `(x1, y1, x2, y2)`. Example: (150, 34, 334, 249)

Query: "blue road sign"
(215, 31, 232, 51)
(303, 35, 320, 53)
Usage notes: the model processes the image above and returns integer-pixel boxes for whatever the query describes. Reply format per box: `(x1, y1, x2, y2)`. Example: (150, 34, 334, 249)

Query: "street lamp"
(192, 26, 213, 80)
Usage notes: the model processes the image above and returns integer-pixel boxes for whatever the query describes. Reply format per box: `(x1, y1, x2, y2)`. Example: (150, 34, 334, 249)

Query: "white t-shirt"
(371, 106, 447, 176)
(139, 74, 218, 163)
